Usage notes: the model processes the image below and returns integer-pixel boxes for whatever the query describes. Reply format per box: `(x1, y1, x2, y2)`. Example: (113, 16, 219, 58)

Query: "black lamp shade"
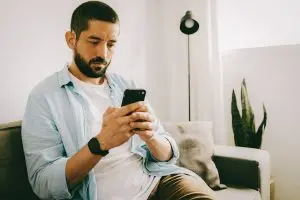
(180, 11, 199, 35)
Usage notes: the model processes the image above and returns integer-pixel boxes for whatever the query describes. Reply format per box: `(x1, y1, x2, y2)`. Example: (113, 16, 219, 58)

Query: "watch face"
(88, 137, 109, 156)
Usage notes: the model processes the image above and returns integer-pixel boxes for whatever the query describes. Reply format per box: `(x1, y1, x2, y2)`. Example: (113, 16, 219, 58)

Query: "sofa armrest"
(213, 145, 270, 200)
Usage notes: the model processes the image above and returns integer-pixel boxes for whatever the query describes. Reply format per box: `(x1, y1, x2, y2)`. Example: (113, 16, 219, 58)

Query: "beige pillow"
(162, 121, 225, 190)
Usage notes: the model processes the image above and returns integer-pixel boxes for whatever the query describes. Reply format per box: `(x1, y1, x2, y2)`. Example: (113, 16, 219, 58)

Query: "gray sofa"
(0, 121, 270, 200)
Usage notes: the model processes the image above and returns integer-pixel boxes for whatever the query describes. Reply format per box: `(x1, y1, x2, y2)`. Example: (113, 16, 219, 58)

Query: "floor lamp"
(180, 11, 199, 121)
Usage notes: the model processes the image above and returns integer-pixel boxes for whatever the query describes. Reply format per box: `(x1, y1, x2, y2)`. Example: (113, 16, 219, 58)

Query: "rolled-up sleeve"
(148, 117, 180, 164)
(21, 93, 73, 199)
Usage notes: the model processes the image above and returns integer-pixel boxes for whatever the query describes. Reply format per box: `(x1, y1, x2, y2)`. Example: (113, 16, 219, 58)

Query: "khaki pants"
(147, 174, 216, 200)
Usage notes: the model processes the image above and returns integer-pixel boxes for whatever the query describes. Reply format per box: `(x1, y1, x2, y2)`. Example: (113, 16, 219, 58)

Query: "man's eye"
(108, 44, 115, 48)
(89, 41, 98, 45)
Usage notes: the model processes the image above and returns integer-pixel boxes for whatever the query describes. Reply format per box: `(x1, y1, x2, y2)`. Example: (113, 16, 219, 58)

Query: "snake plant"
(231, 79, 267, 149)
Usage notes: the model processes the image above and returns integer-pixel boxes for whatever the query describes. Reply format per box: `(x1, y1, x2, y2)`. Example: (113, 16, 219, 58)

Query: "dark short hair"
(71, 1, 119, 38)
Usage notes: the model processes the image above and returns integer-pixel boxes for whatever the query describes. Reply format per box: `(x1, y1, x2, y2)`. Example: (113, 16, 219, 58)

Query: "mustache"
(89, 57, 108, 65)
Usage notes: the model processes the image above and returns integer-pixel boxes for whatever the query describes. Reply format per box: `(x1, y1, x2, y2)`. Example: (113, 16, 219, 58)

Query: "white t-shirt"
(69, 72, 161, 200)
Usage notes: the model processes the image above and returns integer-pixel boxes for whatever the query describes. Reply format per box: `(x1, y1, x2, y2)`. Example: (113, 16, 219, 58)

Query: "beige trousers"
(147, 173, 216, 200)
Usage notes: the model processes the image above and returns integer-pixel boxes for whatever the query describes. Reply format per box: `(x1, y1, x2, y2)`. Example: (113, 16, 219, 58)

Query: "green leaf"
(254, 104, 267, 148)
(241, 79, 255, 128)
(241, 79, 256, 146)
(231, 89, 245, 146)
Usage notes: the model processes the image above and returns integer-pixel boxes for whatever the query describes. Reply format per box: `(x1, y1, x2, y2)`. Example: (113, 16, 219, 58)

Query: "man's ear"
(65, 31, 76, 50)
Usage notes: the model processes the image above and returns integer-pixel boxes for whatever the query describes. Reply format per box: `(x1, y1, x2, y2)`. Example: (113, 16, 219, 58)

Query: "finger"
(135, 104, 149, 112)
(103, 106, 116, 116)
(116, 115, 136, 125)
(134, 130, 155, 140)
(117, 101, 143, 117)
(130, 121, 153, 130)
(131, 112, 154, 122)
(103, 107, 117, 121)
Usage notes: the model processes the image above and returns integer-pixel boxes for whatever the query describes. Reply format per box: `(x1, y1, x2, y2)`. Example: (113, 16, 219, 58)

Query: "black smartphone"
(121, 89, 146, 106)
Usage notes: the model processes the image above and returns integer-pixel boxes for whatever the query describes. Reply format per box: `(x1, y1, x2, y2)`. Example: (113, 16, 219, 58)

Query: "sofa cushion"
(215, 186, 261, 200)
(0, 121, 39, 200)
(162, 121, 224, 190)
(213, 155, 260, 190)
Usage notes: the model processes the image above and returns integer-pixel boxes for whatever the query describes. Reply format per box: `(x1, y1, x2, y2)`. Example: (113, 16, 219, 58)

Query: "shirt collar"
(57, 64, 72, 87)
(57, 64, 116, 90)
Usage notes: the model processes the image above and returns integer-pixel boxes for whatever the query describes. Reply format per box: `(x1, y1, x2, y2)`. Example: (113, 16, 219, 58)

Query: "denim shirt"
(21, 66, 193, 200)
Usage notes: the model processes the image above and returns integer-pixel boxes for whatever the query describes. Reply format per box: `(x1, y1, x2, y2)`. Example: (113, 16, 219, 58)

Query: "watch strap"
(88, 137, 109, 156)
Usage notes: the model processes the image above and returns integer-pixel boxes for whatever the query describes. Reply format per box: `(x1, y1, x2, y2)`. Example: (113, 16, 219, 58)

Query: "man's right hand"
(96, 102, 143, 150)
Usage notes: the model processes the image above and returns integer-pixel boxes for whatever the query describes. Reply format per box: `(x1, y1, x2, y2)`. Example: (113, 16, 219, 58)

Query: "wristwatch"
(88, 137, 109, 156)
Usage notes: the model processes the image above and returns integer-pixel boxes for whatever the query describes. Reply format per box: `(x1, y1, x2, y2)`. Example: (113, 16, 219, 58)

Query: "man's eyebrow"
(87, 36, 117, 43)
(88, 36, 101, 40)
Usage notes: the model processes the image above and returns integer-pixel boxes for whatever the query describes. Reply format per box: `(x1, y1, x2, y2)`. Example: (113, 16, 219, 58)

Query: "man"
(22, 1, 216, 200)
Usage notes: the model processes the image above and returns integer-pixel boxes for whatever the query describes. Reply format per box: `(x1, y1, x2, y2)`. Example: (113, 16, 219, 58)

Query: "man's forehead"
(84, 20, 119, 40)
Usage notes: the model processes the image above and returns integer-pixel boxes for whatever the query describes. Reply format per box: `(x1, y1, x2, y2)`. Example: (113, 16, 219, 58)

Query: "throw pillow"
(162, 121, 226, 190)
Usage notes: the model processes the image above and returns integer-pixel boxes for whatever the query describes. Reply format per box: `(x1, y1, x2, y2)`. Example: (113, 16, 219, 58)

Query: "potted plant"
(231, 79, 267, 149)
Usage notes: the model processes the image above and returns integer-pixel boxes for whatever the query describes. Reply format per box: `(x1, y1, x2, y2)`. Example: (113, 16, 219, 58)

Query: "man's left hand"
(129, 103, 173, 161)
(129, 104, 155, 142)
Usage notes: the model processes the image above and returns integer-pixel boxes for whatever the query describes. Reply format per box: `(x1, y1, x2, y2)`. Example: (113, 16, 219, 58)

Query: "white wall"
(0, 0, 147, 123)
(217, 0, 300, 51)
(216, 0, 300, 199)
(146, 0, 226, 144)
(145, 0, 215, 124)
(0, 0, 72, 123)
(222, 45, 300, 200)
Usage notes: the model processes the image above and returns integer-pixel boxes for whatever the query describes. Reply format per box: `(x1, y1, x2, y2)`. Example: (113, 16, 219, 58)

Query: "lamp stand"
(188, 35, 191, 121)
(179, 10, 199, 122)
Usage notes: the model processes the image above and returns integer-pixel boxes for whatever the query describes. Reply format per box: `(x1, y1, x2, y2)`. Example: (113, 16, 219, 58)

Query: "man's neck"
(68, 62, 105, 85)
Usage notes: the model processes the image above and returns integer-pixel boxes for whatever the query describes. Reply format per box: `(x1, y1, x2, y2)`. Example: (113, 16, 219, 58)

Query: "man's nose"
(96, 43, 108, 59)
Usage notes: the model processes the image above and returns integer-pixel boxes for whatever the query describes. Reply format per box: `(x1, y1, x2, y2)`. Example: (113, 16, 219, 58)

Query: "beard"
(74, 50, 110, 78)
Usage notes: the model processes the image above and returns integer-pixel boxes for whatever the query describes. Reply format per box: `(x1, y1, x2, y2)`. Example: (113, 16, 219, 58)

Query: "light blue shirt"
(21, 66, 195, 200)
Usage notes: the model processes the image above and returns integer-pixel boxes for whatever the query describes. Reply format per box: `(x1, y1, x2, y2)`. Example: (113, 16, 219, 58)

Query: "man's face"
(74, 20, 119, 78)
